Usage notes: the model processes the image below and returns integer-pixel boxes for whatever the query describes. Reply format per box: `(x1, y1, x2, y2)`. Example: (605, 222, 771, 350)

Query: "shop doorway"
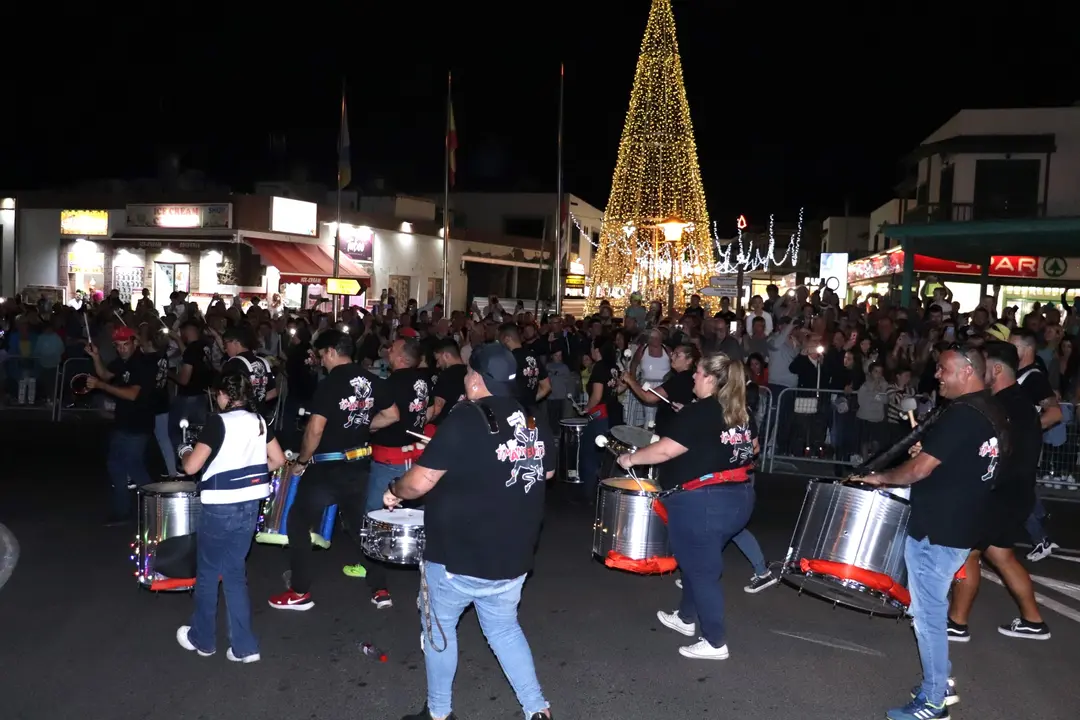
(154, 262, 190, 312)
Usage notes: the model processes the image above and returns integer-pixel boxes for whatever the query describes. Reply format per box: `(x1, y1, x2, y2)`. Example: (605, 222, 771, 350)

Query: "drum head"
(601, 477, 660, 493)
(70, 373, 91, 395)
(610, 425, 657, 449)
(782, 573, 906, 618)
(141, 481, 198, 495)
(367, 508, 425, 525)
(560, 417, 588, 427)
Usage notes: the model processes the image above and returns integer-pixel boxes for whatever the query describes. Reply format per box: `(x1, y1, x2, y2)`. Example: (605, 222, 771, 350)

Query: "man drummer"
(853, 345, 1006, 720)
(268, 330, 397, 612)
(947, 342, 1049, 642)
(426, 337, 467, 427)
(621, 343, 698, 434)
(384, 344, 555, 720)
(353, 336, 431, 609)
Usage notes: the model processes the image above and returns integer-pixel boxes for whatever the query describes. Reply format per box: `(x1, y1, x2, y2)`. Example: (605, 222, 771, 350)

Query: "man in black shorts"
(947, 341, 1050, 642)
(268, 330, 396, 611)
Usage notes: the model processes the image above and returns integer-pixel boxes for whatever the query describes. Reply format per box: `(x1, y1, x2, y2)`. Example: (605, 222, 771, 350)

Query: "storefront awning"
(244, 237, 370, 285)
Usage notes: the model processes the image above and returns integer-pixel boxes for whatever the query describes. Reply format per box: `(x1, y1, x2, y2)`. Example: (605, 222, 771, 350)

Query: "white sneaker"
(1027, 541, 1059, 562)
(176, 626, 213, 657)
(657, 610, 696, 636)
(227, 648, 261, 663)
(679, 638, 730, 660)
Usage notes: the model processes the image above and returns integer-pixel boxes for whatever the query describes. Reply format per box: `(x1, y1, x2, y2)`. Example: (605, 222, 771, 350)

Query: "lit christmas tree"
(587, 0, 712, 313)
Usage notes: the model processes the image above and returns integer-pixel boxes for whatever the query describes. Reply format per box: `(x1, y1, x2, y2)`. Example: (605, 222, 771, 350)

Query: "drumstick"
(82, 312, 91, 341)
(113, 309, 128, 327)
(406, 430, 430, 444)
(646, 386, 671, 405)
(567, 393, 586, 414)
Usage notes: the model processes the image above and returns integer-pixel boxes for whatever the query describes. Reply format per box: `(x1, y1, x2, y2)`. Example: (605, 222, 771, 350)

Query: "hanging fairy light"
(712, 208, 804, 273)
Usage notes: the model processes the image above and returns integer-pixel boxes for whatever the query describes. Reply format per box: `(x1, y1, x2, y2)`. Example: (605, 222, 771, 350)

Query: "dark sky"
(5, 2, 1078, 226)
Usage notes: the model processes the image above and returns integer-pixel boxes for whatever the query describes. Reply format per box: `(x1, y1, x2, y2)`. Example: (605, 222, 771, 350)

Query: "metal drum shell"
(592, 478, 669, 560)
(783, 479, 910, 615)
(361, 509, 426, 565)
(255, 465, 336, 547)
(136, 482, 200, 590)
(558, 421, 586, 484)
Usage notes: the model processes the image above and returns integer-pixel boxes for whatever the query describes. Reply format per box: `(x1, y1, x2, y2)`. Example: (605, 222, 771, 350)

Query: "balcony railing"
(902, 202, 1045, 224)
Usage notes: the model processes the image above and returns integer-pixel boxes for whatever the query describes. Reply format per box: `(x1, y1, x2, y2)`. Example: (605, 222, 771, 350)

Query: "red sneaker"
(268, 589, 314, 611)
(371, 589, 393, 609)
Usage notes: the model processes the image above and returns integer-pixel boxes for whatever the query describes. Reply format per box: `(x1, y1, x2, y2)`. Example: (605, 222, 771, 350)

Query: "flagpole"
(441, 71, 452, 311)
(553, 62, 565, 316)
(333, 81, 345, 319)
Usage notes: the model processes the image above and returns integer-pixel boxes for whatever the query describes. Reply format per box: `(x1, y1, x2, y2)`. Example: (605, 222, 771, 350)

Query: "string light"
(586, 0, 712, 312)
(712, 208, 804, 274)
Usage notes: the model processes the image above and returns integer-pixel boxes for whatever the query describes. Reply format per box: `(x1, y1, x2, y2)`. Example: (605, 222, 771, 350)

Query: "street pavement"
(1, 418, 1078, 720)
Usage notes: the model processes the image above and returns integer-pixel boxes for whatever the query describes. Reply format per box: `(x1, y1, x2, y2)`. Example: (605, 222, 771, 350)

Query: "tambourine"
(70, 373, 92, 395)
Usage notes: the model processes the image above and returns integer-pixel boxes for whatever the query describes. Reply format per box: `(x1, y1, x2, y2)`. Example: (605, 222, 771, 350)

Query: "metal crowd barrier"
(0, 522, 17, 592)
(1034, 401, 1080, 504)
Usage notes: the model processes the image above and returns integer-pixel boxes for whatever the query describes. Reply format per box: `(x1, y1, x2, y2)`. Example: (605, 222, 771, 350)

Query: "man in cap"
(86, 326, 157, 524)
(387, 344, 555, 720)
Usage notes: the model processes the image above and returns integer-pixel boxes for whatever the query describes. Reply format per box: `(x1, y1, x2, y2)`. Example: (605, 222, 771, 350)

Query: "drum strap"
(311, 445, 373, 463)
(663, 466, 752, 495)
(588, 404, 608, 420)
(468, 401, 502, 434)
(951, 391, 1012, 461)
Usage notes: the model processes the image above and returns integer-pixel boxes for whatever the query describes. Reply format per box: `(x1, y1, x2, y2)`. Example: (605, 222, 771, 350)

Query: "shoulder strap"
(952, 392, 1011, 458)
(230, 355, 254, 373)
(465, 400, 500, 434)
(1017, 366, 1040, 384)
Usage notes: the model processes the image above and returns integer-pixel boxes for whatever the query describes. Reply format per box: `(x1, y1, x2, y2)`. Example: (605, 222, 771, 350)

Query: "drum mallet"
(567, 393, 586, 415)
(642, 382, 671, 405)
(113, 309, 128, 327)
(900, 396, 919, 428)
(406, 430, 431, 444)
(82, 312, 92, 342)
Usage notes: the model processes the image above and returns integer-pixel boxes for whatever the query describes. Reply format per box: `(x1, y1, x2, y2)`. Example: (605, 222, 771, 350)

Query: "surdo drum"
(255, 464, 337, 549)
(558, 417, 588, 484)
(592, 478, 670, 561)
(361, 508, 426, 565)
(781, 479, 911, 617)
(134, 482, 200, 592)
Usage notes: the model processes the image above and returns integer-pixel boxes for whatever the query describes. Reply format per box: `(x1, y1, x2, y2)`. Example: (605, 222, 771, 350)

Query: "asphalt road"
(1, 418, 1078, 720)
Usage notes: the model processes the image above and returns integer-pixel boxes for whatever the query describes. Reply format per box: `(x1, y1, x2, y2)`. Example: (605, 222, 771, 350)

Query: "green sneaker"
(342, 564, 367, 578)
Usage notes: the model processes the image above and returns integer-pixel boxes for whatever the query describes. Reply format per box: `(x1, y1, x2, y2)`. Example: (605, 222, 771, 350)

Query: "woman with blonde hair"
(617, 351, 757, 661)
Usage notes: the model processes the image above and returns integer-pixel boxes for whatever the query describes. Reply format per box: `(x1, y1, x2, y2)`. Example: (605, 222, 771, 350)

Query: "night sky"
(6, 2, 1078, 227)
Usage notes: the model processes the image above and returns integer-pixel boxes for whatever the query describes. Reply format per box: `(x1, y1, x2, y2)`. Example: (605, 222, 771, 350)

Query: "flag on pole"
(338, 92, 351, 190)
(447, 99, 458, 188)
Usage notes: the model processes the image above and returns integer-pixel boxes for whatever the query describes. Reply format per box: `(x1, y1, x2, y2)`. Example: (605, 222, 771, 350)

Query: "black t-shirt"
(179, 339, 213, 396)
(107, 351, 156, 433)
(512, 346, 548, 410)
(222, 350, 277, 405)
(419, 396, 555, 579)
(588, 360, 624, 426)
(992, 383, 1042, 503)
(659, 399, 756, 491)
(1017, 364, 1054, 409)
(145, 350, 170, 416)
(656, 369, 694, 435)
(197, 409, 277, 473)
(308, 362, 391, 454)
(371, 367, 430, 447)
(285, 341, 319, 403)
(431, 364, 468, 426)
(909, 392, 999, 548)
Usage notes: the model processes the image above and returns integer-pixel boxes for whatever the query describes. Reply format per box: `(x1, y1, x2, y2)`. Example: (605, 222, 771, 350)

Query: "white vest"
(200, 410, 271, 505)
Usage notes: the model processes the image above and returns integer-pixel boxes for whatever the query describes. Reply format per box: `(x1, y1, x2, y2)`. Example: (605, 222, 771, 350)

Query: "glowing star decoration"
(737, 215, 748, 230)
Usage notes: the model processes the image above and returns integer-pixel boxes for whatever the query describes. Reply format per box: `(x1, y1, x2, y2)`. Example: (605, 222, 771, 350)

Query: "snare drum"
(361, 508, 425, 565)
(592, 477, 669, 560)
(255, 465, 337, 549)
(558, 417, 589, 483)
(134, 482, 200, 592)
(781, 479, 911, 616)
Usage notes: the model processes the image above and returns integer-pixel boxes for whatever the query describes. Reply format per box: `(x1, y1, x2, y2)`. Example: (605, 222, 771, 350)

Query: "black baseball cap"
(468, 343, 518, 397)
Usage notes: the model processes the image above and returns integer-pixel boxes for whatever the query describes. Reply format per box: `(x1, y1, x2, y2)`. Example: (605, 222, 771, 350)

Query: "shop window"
(427, 277, 444, 303)
(388, 275, 411, 309)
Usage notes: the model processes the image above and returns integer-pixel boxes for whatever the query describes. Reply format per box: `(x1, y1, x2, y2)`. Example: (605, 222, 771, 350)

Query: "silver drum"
(782, 479, 910, 616)
(558, 417, 588, 484)
(361, 509, 425, 565)
(592, 478, 669, 561)
(135, 481, 200, 591)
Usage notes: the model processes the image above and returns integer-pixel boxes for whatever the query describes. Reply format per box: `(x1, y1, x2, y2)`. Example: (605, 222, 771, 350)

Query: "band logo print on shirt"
(979, 436, 1000, 482)
(154, 357, 168, 390)
(408, 379, 430, 428)
(522, 356, 541, 391)
(720, 426, 754, 465)
(340, 374, 375, 429)
(496, 410, 546, 493)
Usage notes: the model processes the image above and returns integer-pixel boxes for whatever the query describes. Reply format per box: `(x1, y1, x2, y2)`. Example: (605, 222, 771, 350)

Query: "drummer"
(616, 351, 756, 660)
(581, 339, 624, 497)
(426, 337, 467, 427)
(268, 330, 397, 612)
(851, 345, 1005, 719)
(621, 343, 699, 434)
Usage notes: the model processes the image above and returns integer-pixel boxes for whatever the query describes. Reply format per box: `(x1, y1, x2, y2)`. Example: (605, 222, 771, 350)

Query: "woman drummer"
(580, 338, 624, 497)
(621, 343, 699, 435)
(176, 374, 287, 663)
(617, 351, 757, 660)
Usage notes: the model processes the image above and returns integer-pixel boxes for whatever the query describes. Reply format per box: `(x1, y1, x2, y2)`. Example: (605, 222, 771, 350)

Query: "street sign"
(1043, 256, 1067, 279)
(325, 277, 363, 295)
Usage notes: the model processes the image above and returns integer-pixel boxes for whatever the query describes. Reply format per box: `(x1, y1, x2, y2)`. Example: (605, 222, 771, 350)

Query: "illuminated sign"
(126, 204, 232, 229)
(66, 251, 105, 274)
(60, 210, 109, 236)
(326, 277, 363, 295)
(569, 257, 586, 275)
(818, 252, 849, 301)
(271, 197, 317, 237)
(848, 249, 1040, 284)
(333, 223, 374, 262)
(565, 274, 586, 287)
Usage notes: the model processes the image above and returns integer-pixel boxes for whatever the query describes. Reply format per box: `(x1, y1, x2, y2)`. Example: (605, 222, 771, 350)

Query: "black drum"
(558, 417, 588, 483)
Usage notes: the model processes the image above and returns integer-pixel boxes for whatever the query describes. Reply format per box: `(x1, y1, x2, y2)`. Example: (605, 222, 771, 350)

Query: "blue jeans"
(367, 460, 409, 513)
(1025, 498, 1049, 545)
(187, 501, 260, 658)
(169, 394, 208, 458)
(107, 430, 152, 518)
(580, 416, 609, 498)
(731, 529, 767, 576)
(420, 561, 549, 718)
(666, 483, 755, 648)
(905, 536, 969, 706)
